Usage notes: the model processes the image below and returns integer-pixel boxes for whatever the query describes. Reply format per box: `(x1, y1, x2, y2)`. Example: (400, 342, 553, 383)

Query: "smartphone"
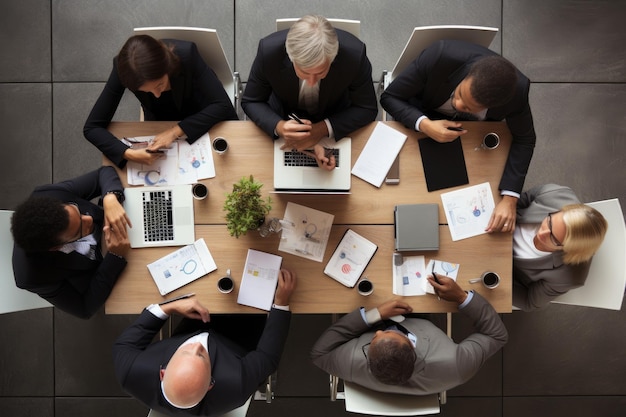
(385, 155, 400, 185)
(447, 126, 463, 132)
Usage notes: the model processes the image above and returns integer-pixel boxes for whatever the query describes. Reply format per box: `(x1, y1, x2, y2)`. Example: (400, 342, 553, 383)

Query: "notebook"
(273, 137, 351, 193)
(418, 137, 468, 191)
(147, 238, 217, 295)
(394, 204, 439, 251)
(324, 229, 378, 288)
(124, 185, 195, 248)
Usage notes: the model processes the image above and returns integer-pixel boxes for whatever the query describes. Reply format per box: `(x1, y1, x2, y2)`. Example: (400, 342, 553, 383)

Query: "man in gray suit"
(311, 277, 507, 395)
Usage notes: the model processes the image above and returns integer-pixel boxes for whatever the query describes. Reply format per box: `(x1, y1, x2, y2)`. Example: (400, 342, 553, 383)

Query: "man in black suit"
(11, 166, 130, 319)
(381, 40, 536, 232)
(112, 269, 297, 416)
(242, 15, 378, 170)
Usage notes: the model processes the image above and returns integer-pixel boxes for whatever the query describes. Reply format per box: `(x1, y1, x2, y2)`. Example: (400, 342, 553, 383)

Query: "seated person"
(112, 269, 296, 415)
(241, 15, 378, 170)
(513, 183, 607, 311)
(381, 40, 536, 231)
(84, 34, 238, 168)
(11, 167, 130, 319)
(311, 276, 507, 395)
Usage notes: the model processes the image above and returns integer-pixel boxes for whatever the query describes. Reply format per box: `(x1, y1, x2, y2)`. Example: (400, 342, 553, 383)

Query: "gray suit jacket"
(310, 293, 507, 395)
(513, 183, 591, 311)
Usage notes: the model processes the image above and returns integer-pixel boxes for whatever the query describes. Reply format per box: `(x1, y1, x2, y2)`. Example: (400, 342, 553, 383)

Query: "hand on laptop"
(301, 145, 336, 171)
(104, 222, 131, 258)
(103, 193, 132, 236)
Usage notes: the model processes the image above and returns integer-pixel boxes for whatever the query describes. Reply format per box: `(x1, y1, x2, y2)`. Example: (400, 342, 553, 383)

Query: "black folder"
(418, 137, 469, 192)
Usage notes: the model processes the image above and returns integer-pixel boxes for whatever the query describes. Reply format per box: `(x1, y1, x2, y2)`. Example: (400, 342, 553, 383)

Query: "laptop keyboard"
(142, 190, 174, 242)
(284, 148, 340, 168)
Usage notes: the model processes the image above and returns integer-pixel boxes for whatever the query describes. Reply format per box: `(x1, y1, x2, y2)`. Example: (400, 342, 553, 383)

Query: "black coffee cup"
(482, 133, 500, 150)
(212, 137, 228, 154)
(217, 276, 234, 293)
(357, 278, 374, 296)
(192, 183, 208, 200)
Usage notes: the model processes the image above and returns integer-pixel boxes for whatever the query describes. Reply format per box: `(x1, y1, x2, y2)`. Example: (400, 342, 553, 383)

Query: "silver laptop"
(273, 137, 351, 193)
(124, 185, 195, 248)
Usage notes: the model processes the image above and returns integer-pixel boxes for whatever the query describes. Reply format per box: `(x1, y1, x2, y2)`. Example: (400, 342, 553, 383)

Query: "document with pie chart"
(324, 229, 378, 288)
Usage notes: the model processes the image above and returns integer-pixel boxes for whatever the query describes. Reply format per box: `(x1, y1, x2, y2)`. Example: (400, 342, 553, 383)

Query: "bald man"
(113, 269, 297, 416)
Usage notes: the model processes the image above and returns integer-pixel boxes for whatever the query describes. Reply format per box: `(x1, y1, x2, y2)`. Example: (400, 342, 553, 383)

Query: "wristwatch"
(106, 190, 125, 203)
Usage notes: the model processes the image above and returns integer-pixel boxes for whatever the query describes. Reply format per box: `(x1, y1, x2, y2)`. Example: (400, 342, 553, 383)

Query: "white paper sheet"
(278, 202, 334, 262)
(237, 249, 282, 311)
(351, 122, 407, 187)
(441, 182, 495, 241)
(392, 256, 460, 296)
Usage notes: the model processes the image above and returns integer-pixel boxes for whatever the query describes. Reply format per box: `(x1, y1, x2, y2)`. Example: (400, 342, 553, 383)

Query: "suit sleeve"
(310, 309, 369, 379)
(455, 293, 508, 381)
(176, 42, 238, 143)
(240, 39, 285, 138)
(35, 166, 124, 202)
(326, 44, 378, 140)
(83, 61, 133, 168)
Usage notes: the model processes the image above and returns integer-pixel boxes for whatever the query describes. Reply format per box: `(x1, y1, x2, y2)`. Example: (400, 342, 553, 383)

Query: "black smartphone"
(447, 126, 463, 132)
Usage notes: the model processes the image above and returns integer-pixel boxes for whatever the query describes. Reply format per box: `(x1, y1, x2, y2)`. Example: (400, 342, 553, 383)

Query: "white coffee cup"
(469, 271, 500, 289)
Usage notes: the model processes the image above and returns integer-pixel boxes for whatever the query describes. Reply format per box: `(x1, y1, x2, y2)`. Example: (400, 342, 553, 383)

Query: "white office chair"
(147, 396, 252, 417)
(0, 210, 52, 314)
(276, 18, 360, 38)
(550, 199, 626, 310)
(133, 27, 241, 109)
(379, 25, 499, 120)
(329, 313, 451, 415)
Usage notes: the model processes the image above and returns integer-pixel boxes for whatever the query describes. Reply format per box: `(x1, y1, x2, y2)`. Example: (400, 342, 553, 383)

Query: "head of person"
(160, 342, 213, 409)
(11, 197, 94, 253)
(535, 204, 608, 264)
(366, 329, 416, 385)
(285, 15, 339, 86)
(116, 34, 180, 97)
(453, 56, 518, 114)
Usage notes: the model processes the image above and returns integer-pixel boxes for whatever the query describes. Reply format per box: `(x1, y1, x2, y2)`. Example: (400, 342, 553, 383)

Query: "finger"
(124, 213, 133, 228)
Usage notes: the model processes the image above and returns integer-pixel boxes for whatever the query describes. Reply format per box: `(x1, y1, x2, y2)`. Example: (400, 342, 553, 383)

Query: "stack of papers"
(127, 133, 216, 185)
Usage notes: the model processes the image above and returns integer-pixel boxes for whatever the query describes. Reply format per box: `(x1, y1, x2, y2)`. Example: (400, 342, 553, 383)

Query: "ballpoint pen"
(159, 292, 195, 305)
(288, 113, 304, 124)
(432, 264, 441, 301)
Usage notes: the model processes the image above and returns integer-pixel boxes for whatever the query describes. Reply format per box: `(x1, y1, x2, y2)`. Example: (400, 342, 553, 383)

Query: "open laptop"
(273, 137, 351, 193)
(124, 185, 195, 248)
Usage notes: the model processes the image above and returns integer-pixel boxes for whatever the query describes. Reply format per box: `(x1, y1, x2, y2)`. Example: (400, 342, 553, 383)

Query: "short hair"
(117, 34, 180, 91)
(11, 196, 69, 252)
(285, 15, 339, 69)
(467, 55, 518, 108)
(367, 337, 416, 385)
(561, 204, 608, 265)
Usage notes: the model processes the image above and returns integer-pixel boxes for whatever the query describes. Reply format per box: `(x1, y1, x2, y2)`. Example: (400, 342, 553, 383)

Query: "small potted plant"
(224, 175, 272, 238)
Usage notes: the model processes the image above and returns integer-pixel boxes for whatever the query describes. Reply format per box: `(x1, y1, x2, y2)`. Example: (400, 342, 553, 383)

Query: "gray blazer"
(513, 183, 591, 311)
(310, 292, 507, 395)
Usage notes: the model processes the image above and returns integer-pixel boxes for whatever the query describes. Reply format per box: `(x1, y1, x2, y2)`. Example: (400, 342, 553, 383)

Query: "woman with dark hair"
(84, 34, 238, 167)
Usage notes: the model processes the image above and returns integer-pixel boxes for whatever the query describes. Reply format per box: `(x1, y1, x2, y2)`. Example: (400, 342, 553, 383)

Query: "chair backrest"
(147, 396, 251, 417)
(385, 25, 499, 88)
(0, 210, 52, 314)
(275, 18, 361, 38)
(551, 199, 626, 310)
(343, 380, 440, 416)
(133, 26, 238, 106)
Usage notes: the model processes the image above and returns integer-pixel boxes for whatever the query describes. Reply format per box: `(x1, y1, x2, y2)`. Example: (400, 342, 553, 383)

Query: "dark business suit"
(84, 39, 238, 168)
(12, 167, 127, 319)
(241, 29, 378, 140)
(380, 40, 536, 194)
(113, 307, 291, 417)
(513, 184, 590, 311)
(311, 292, 507, 395)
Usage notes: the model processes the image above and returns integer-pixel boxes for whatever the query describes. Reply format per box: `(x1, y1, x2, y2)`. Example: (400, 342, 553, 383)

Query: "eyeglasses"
(62, 202, 84, 245)
(547, 212, 563, 247)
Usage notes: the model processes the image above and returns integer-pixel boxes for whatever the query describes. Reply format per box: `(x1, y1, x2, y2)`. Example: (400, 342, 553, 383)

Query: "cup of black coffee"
(192, 183, 208, 200)
(212, 137, 229, 154)
(481, 271, 500, 289)
(357, 277, 374, 296)
(481, 133, 500, 150)
(217, 271, 234, 294)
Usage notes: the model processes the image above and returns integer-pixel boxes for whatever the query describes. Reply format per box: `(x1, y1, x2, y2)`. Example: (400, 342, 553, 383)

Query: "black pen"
(431, 265, 441, 301)
(288, 113, 304, 124)
(159, 292, 195, 305)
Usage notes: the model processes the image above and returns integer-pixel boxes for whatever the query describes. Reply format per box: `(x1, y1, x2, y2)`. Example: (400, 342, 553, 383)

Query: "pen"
(288, 113, 304, 124)
(146, 149, 166, 154)
(431, 264, 441, 301)
(159, 292, 195, 305)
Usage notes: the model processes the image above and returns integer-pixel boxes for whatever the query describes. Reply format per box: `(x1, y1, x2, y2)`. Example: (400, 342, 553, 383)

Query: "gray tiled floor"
(1, 1, 626, 416)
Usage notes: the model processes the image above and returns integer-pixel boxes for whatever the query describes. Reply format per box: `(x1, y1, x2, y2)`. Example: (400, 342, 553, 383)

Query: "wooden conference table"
(104, 120, 513, 314)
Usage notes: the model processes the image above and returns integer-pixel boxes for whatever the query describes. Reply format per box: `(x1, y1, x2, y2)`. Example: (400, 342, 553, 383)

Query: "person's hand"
(279, 120, 329, 151)
(147, 126, 184, 152)
(376, 299, 413, 320)
(102, 193, 132, 236)
(123, 147, 163, 165)
(427, 275, 468, 304)
(301, 144, 336, 171)
(103, 223, 131, 258)
(274, 268, 297, 306)
(160, 297, 210, 322)
(486, 195, 518, 233)
(419, 118, 467, 143)
(276, 119, 313, 143)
